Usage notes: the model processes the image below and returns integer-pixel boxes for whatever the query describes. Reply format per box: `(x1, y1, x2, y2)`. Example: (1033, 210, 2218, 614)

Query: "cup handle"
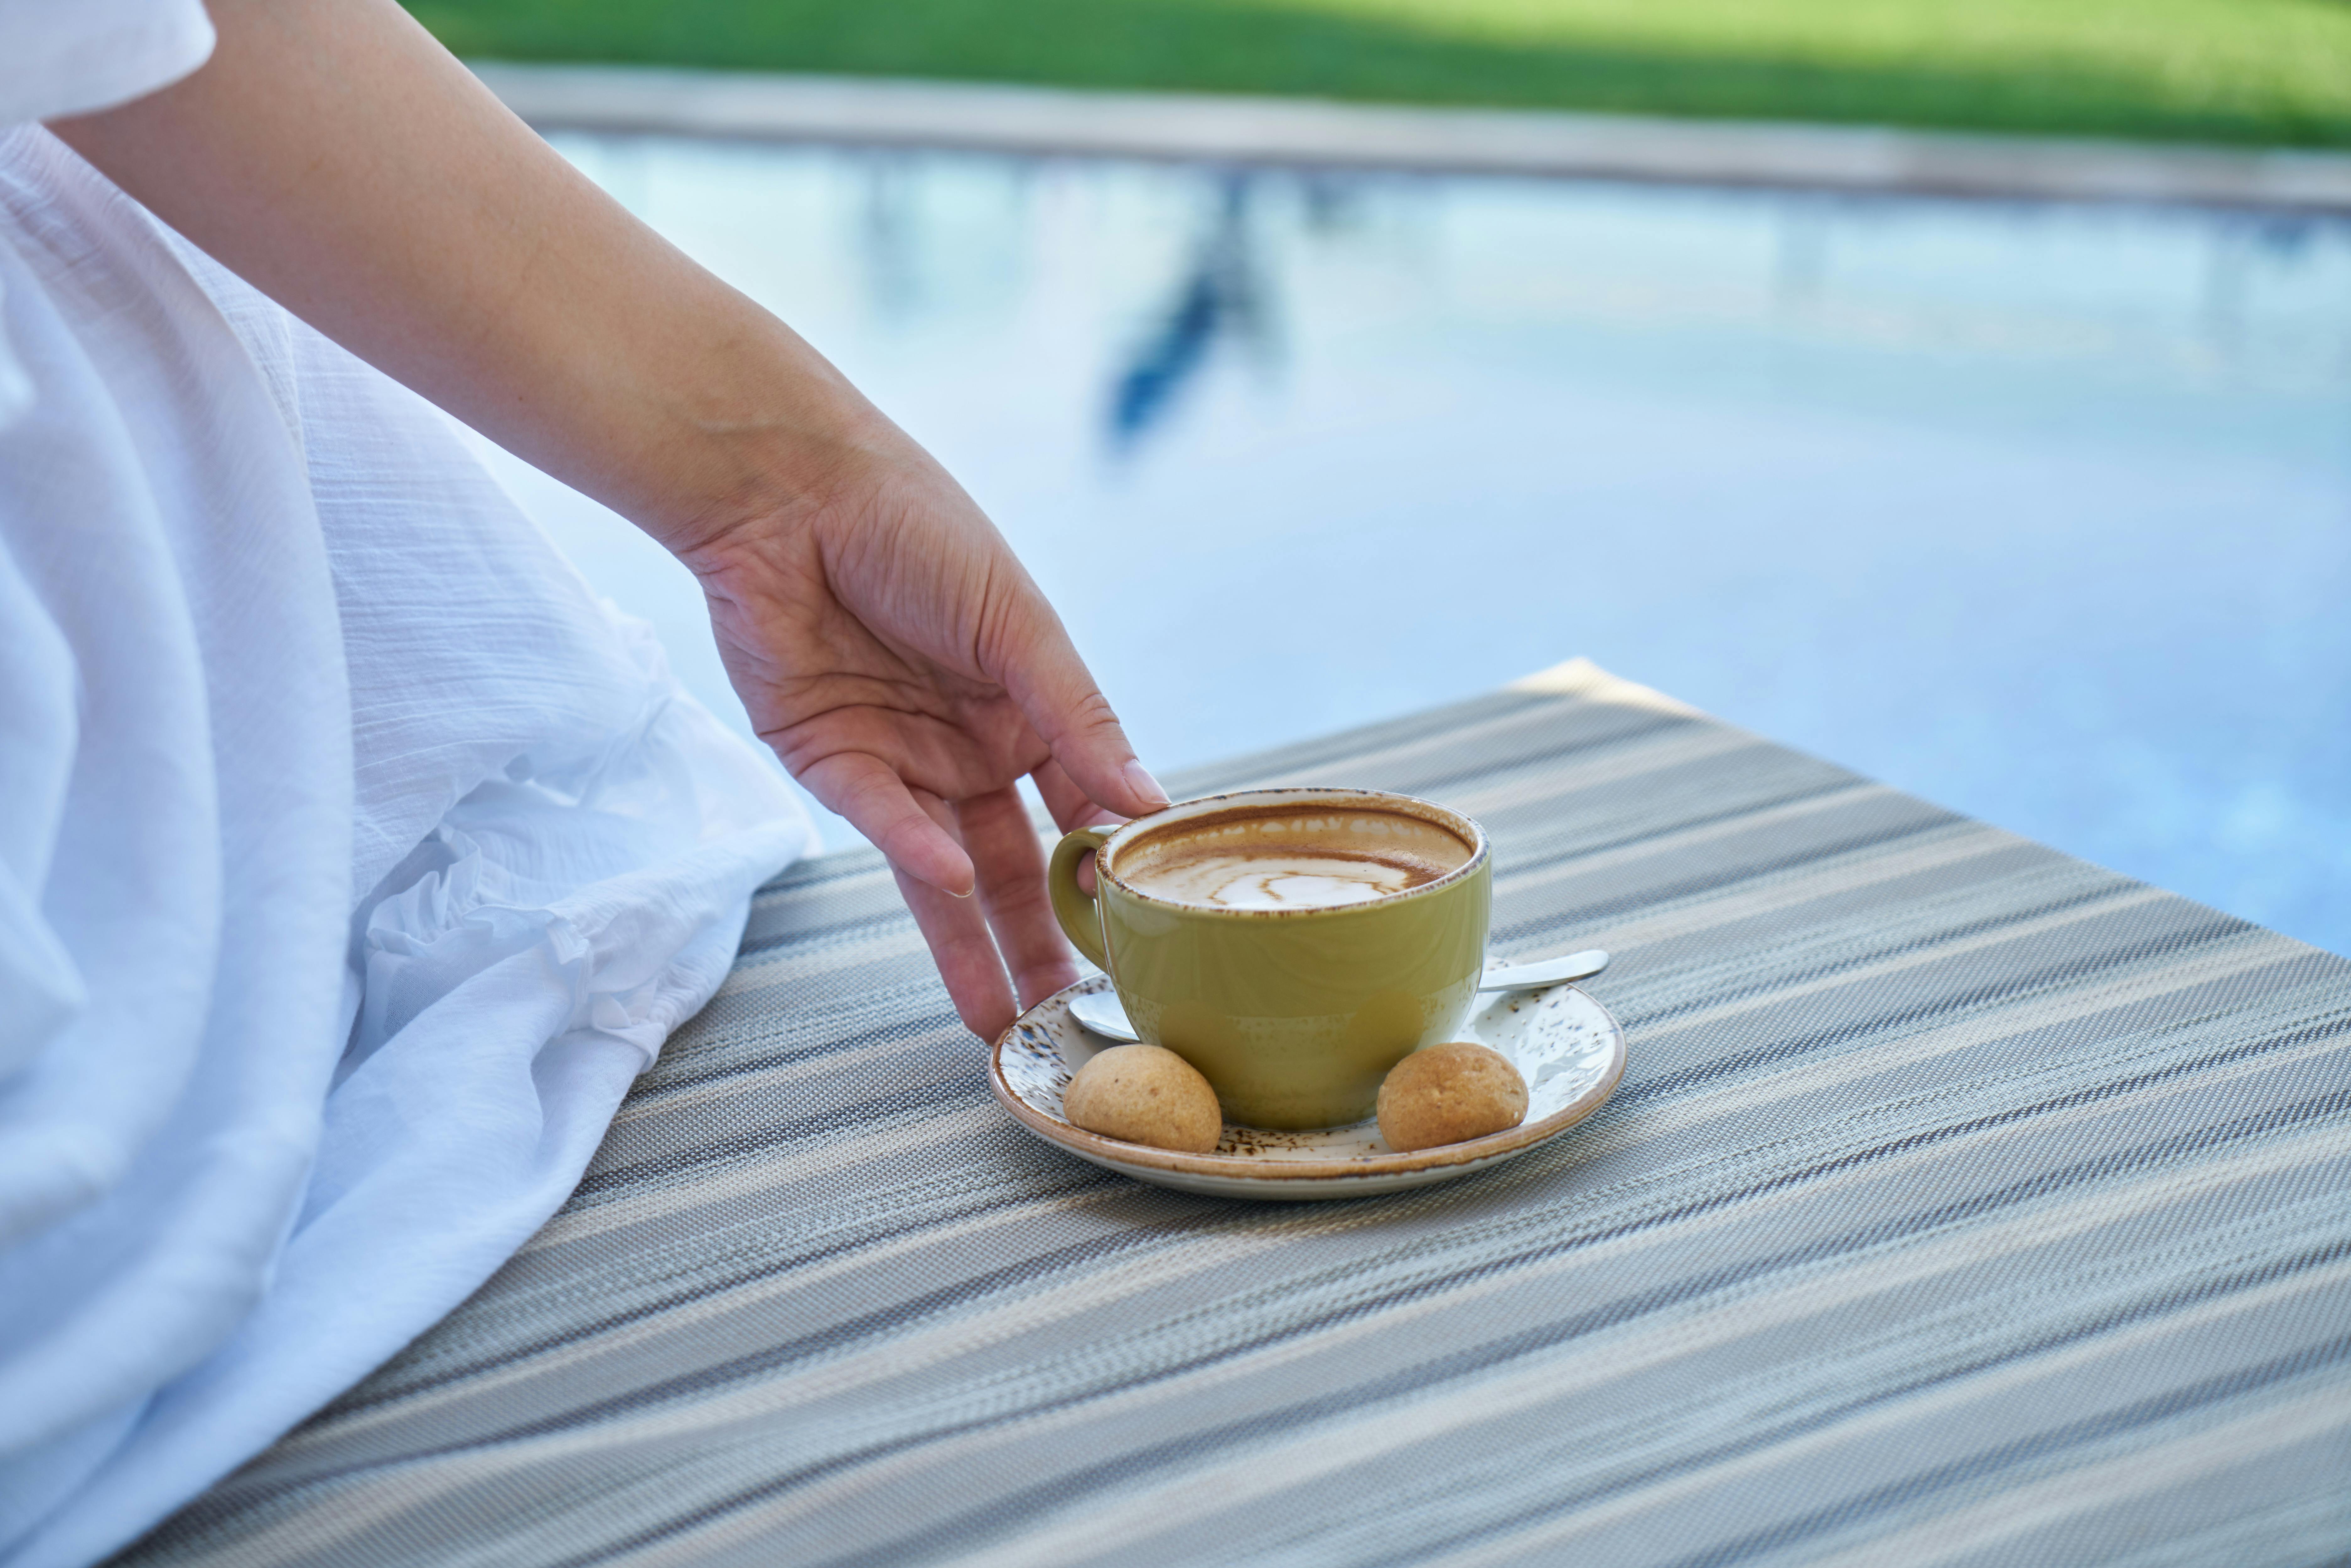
(1048, 825, 1115, 973)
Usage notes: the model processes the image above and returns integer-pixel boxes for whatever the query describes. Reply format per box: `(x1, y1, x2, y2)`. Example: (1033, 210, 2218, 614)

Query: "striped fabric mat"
(122, 661, 2351, 1567)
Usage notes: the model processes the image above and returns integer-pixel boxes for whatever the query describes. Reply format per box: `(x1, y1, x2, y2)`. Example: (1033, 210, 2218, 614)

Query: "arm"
(53, 0, 1166, 1038)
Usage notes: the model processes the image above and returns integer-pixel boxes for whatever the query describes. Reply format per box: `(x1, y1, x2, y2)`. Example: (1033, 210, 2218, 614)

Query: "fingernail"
(1124, 760, 1170, 809)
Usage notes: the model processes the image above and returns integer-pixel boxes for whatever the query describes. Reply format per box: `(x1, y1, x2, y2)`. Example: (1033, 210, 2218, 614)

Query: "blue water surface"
(476, 134, 2351, 956)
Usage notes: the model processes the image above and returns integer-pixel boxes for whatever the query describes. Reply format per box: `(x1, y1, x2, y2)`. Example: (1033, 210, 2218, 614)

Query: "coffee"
(1117, 806, 1472, 911)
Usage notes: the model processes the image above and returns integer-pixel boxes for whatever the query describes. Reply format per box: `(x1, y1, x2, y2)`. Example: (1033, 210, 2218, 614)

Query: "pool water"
(476, 133, 2351, 956)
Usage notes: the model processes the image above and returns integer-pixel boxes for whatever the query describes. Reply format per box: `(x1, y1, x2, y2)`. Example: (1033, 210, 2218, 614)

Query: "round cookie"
(1377, 1042, 1528, 1152)
(1064, 1044, 1223, 1153)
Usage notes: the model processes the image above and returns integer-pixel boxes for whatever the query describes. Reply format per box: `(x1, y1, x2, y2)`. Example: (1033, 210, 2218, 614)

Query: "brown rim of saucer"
(986, 984, 1628, 1183)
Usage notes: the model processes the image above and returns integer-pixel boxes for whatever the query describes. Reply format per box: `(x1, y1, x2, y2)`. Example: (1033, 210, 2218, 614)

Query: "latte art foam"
(1132, 852, 1429, 910)
(1116, 805, 1473, 911)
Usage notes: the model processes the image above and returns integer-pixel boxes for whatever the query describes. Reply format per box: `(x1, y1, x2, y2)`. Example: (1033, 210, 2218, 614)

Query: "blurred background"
(408, 1, 2351, 956)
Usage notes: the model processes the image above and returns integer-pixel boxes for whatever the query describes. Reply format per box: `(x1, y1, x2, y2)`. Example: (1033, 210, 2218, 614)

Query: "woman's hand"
(56, 0, 1164, 1039)
(683, 429, 1165, 1039)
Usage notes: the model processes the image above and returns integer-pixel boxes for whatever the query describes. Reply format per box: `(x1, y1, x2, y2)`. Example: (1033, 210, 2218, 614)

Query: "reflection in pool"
(474, 134, 2351, 956)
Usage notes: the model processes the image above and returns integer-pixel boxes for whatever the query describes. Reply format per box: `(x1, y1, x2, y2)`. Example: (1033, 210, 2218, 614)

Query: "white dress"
(0, 6, 814, 1563)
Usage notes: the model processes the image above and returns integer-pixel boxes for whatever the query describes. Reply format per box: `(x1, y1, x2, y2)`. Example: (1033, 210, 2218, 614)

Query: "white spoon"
(1065, 949, 1610, 1044)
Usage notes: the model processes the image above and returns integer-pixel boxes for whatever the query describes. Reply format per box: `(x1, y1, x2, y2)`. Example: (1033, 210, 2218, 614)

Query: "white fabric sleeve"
(0, 0, 216, 431)
(0, 0, 215, 127)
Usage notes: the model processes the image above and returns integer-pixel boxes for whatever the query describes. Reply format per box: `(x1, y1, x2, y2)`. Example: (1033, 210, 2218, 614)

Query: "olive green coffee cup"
(1047, 787, 1492, 1130)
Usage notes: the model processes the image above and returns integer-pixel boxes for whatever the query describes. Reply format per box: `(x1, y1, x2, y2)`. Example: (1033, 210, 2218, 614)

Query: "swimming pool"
(476, 133, 2351, 956)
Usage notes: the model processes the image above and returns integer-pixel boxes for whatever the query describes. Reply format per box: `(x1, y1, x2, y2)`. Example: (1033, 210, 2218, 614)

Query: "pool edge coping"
(472, 61, 2351, 214)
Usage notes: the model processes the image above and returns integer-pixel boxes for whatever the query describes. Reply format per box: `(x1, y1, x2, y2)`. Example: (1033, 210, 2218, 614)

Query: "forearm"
(50, 0, 877, 555)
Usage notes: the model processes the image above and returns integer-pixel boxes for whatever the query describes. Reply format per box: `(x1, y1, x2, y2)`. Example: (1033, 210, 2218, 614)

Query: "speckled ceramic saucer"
(988, 972, 1627, 1200)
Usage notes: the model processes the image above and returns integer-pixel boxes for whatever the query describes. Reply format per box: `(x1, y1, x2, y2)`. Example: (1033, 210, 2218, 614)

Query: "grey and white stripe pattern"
(118, 663, 2351, 1566)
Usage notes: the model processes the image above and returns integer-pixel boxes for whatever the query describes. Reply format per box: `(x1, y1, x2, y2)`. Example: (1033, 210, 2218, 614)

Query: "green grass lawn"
(407, 0, 2351, 148)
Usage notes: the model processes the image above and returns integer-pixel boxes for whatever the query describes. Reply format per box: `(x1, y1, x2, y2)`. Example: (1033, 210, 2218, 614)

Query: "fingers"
(1032, 758, 1126, 834)
(956, 786, 1080, 1010)
(796, 749, 976, 895)
(895, 787, 1021, 1037)
(1032, 759, 1121, 898)
(863, 782, 1077, 1038)
(797, 754, 1081, 1035)
(893, 862, 1019, 1039)
(992, 613, 1170, 821)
